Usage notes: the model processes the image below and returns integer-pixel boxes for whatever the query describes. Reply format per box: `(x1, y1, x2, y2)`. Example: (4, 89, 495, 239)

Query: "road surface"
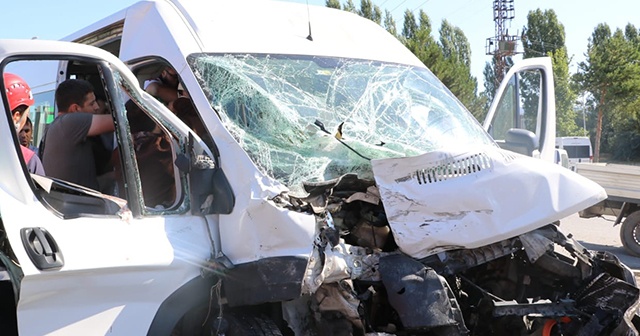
(560, 212, 640, 271)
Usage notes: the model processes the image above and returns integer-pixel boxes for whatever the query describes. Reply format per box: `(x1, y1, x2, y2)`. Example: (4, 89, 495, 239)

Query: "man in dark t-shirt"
(42, 79, 115, 190)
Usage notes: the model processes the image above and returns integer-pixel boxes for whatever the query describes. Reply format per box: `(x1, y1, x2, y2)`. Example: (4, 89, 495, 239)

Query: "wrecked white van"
(0, 0, 638, 335)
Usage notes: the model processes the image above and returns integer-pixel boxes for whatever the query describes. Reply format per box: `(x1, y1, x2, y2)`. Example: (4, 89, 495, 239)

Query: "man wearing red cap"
(4, 73, 45, 175)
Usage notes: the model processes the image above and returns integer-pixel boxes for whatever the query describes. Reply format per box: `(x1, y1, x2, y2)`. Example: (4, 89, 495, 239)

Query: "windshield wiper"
(314, 120, 371, 161)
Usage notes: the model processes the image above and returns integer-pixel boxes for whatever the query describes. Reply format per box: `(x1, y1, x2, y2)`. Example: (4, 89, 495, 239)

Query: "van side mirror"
(501, 128, 539, 157)
(175, 133, 235, 215)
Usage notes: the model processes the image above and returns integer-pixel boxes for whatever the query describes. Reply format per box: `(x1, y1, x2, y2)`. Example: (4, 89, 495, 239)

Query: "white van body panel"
(372, 145, 606, 258)
(65, 0, 424, 66)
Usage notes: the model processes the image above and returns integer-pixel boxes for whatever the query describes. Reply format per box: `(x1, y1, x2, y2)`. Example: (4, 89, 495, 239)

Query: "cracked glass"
(190, 54, 494, 193)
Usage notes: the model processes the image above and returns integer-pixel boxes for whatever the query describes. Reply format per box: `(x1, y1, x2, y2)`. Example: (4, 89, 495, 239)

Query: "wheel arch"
(146, 275, 219, 335)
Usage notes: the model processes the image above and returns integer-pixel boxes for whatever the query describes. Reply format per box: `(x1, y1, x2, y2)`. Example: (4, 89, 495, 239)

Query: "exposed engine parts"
(275, 174, 640, 335)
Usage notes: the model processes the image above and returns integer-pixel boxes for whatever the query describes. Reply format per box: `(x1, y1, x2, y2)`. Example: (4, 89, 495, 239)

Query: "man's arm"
(88, 114, 115, 137)
(146, 82, 179, 106)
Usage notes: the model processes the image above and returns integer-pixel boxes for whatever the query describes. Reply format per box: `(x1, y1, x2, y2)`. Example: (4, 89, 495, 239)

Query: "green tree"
(439, 19, 471, 67)
(522, 9, 565, 58)
(401, 9, 418, 40)
(605, 26, 640, 160)
(325, 0, 341, 9)
(482, 56, 514, 111)
(326, 2, 484, 121)
(342, 0, 357, 13)
(576, 24, 640, 161)
(576, 24, 612, 161)
(624, 23, 640, 45)
(521, 9, 580, 137)
(483, 60, 497, 107)
(357, 0, 382, 25)
(382, 10, 397, 37)
(437, 20, 481, 118)
(550, 48, 580, 136)
(401, 10, 442, 69)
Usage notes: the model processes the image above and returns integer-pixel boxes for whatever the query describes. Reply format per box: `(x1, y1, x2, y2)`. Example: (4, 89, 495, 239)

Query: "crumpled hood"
(371, 146, 607, 259)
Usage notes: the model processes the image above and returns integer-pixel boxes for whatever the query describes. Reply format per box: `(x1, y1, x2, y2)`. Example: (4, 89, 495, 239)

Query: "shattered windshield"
(190, 54, 494, 192)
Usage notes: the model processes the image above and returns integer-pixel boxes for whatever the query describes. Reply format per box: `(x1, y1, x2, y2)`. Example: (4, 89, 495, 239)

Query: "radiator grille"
(415, 152, 492, 185)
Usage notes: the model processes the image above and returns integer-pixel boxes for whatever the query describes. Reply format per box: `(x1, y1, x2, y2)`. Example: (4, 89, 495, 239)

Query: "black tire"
(209, 312, 283, 336)
(620, 211, 640, 257)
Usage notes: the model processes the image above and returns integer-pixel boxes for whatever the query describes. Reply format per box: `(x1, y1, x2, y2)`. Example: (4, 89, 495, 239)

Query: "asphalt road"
(560, 212, 640, 270)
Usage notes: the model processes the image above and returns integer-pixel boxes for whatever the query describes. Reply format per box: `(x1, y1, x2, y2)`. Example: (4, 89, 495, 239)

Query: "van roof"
(556, 137, 591, 142)
(555, 136, 592, 148)
(64, 0, 424, 68)
(557, 136, 590, 140)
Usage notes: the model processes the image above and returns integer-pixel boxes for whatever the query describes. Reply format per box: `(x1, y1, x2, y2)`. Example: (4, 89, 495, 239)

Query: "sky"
(3, 0, 640, 92)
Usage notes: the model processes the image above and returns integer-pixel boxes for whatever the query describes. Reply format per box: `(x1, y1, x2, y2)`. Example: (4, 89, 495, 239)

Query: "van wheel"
(208, 312, 283, 336)
(620, 211, 640, 257)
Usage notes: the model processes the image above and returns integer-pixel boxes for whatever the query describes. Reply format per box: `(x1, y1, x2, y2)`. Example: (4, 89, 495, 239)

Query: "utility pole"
(582, 95, 587, 136)
(485, 0, 521, 85)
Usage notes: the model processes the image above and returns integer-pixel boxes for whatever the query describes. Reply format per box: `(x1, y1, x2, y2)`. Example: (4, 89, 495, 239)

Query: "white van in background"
(556, 136, 593, 169)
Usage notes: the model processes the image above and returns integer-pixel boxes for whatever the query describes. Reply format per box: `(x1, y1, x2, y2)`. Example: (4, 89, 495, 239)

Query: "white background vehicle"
(557, 136, 594, 169)
(577, 162, 640, 256)
(0, 1, 638, 335)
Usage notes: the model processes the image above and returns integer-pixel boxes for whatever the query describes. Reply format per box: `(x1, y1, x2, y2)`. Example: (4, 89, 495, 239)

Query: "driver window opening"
(1, 59, 126, 218)
(3, 58, 182, 218)
(489, 69, 543, 142)
(134, 60, 213, 148)
(113, 97, 179, 210)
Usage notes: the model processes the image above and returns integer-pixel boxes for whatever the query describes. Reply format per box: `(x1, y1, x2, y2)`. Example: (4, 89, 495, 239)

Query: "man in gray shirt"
(42, 79, 114, 190)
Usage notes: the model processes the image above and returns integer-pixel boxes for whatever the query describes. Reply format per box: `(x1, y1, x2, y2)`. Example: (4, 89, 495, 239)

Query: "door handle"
(20, 228, 64, 270)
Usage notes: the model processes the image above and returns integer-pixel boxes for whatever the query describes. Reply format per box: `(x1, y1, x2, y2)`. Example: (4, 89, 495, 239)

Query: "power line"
(446, 0, 485, 22)
(30, 81, 56, 90)
(520, 47, 549, 56)
(411, 0, 431, 13)
(389, 0, 409, 15)
(442, 0, 475, 19)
